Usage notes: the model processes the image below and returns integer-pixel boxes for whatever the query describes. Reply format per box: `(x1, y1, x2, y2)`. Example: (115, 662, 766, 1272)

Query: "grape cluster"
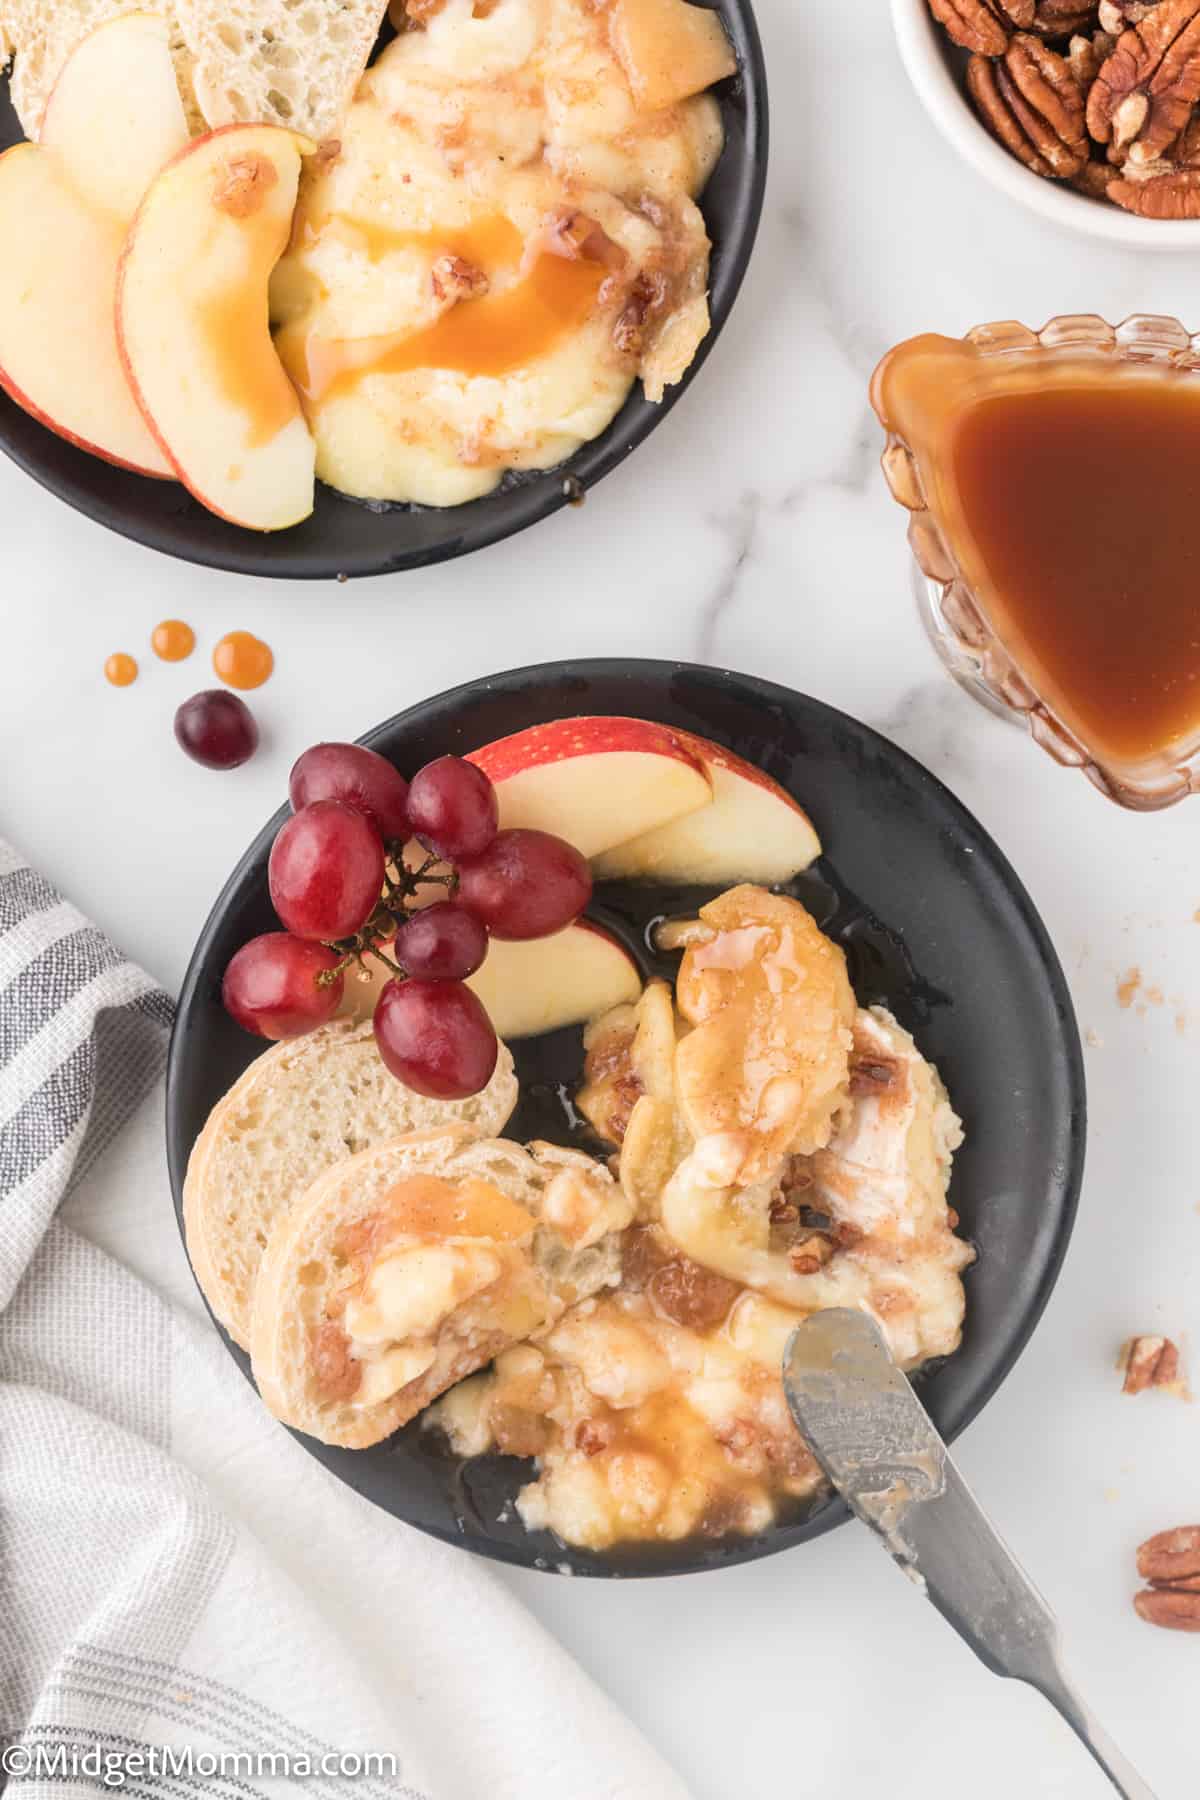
(222, 743, 592, 1099)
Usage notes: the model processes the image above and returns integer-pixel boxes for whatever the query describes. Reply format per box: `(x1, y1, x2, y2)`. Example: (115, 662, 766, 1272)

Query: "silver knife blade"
(783, 1309, 1156, 1800)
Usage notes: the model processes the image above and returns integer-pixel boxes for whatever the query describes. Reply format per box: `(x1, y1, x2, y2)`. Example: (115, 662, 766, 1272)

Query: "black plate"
(0, 5, 766, 579)
(166, 660, 1086, 1577)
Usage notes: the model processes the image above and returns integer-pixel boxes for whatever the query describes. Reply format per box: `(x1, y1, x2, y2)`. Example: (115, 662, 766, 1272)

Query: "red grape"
(269, 800, 385, 941)
(455, 828, 591, 940)
(175, 690, 259, 769)
(406, 756, 498, 861)
(393, 901, 488, 980)
(373, 977, 498, 1099)
(289, 742, 410, 840)
(223, 933, 344, 1039)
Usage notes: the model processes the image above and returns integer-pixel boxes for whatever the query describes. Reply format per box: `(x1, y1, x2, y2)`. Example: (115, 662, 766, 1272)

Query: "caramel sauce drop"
(151, 619, 195, 662)
(213, 630, 274, 690)
(278, 215, 606, 406)
(104, 652, 138, 687)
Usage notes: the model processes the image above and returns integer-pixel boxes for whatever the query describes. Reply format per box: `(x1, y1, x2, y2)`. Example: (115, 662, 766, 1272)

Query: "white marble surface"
(3, 4, 1200, 1796)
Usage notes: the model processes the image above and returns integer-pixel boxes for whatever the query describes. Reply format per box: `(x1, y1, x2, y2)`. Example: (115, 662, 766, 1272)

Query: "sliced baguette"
(183, 1017, 518, 1351)
(173, 0, 388, 142)
(1, 0, 387, 143)
(251, 1130, 632, 1449)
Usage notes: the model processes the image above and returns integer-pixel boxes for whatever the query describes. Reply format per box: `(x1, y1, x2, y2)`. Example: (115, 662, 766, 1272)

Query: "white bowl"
(891, 0, 1200, 250)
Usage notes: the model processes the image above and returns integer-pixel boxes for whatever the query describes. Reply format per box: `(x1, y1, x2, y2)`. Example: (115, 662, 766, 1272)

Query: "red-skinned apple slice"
(117, 124, 316, 531)
(592, 731, 822, 884)
(466, 921, 642, 1039)
(466, 718, 711, 859)
(0, 14, 189, 477)
(339, 918, 641, 1039)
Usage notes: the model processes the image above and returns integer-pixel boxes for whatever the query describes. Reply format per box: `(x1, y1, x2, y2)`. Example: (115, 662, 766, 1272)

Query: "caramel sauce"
(292, 205, 521, 271)
(337, 1176, 535, 1254)
(151, 619, 195, 662)
(199, 194, 301, 450)
(277, 215, 606, 406)
(875, 335, 1200, 767)
(213, 630, 274, 690)
(952, 382, 1200, 763)
(104, 652, 137, 687)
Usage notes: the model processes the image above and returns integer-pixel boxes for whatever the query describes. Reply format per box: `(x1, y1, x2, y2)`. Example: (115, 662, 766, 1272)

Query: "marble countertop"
(3, 4, 1199, 1796)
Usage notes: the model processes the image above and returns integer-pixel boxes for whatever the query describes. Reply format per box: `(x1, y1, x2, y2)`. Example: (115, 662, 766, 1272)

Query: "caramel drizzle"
(277, 214, 607, 404)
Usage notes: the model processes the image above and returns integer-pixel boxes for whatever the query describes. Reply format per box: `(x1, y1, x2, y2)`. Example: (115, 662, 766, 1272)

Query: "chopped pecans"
(1120, 1334, 1186, 1394)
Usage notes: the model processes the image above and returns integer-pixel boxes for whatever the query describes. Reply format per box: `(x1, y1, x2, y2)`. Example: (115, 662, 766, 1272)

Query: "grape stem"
(312, 849, 458, 986)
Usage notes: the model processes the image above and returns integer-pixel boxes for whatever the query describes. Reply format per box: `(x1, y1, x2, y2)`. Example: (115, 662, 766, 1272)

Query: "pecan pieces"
(968, 33, 1090, 176)
(431, 254, 489, 304)
(1135, 1526, 1200, 1629)
(1120, 1334, 1186, 1393)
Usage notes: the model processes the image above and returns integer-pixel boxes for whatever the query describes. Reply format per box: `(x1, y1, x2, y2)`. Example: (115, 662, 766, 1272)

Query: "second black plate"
(166, 659, 1086, 1576)
(0, 3, 766, 579)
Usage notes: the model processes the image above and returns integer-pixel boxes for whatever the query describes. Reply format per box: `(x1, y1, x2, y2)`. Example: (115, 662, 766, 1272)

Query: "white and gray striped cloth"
(0, 837, 691, 1800)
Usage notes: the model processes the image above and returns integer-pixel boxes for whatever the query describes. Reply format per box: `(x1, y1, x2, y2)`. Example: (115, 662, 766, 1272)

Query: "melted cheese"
(271, 0, 723, 504)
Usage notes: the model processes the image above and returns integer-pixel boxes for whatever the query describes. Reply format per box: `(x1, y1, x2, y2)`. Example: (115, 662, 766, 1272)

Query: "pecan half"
(1110, 160, 1200, 203)
(928, 0, 1035, 55)
(968, 35, 1090, 175)
(1087, 0, 1200, 163)
(1137, 1525, 1200, 1583)
(1032, 0, 1103, 37)
(1120, 1334, 1183, 1393)
(1135, 1588, 1200, 1629)
(1135, 1526, 1200, 1628)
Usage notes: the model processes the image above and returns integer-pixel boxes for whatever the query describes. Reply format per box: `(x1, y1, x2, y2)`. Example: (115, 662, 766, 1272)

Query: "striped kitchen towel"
(0, 837, 692, 1800)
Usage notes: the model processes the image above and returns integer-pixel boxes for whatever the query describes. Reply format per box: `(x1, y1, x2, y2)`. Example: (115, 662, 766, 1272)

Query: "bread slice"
(171, 0, 389, 141)
(183, 1017, 518, 1351)
(1, 0, 387, 142)
(251, 1130, 633, 1448)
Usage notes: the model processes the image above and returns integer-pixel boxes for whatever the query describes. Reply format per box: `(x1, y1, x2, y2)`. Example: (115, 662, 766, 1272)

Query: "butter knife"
(782, 1309, 1156, 1800)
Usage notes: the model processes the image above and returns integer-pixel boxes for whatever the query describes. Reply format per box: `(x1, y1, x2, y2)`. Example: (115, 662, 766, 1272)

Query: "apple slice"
(467, 718, 711, 859)
(0, 149, 171, 474)
(117, 124, 316, 531)
(0, 13, 190, 477)
(592, 732, 821, 885)
(608, 0, 737, 111)
(466, 921, 642, 1039)
(41, 12, 190, 222)
(337, 917, 642, 1040)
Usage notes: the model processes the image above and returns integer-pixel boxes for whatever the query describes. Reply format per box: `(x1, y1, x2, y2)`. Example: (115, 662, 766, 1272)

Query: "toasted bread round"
(182, 1017, 518, 1349)
(250, 1130, 627, 1449)
(3, 0, 387, 142)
